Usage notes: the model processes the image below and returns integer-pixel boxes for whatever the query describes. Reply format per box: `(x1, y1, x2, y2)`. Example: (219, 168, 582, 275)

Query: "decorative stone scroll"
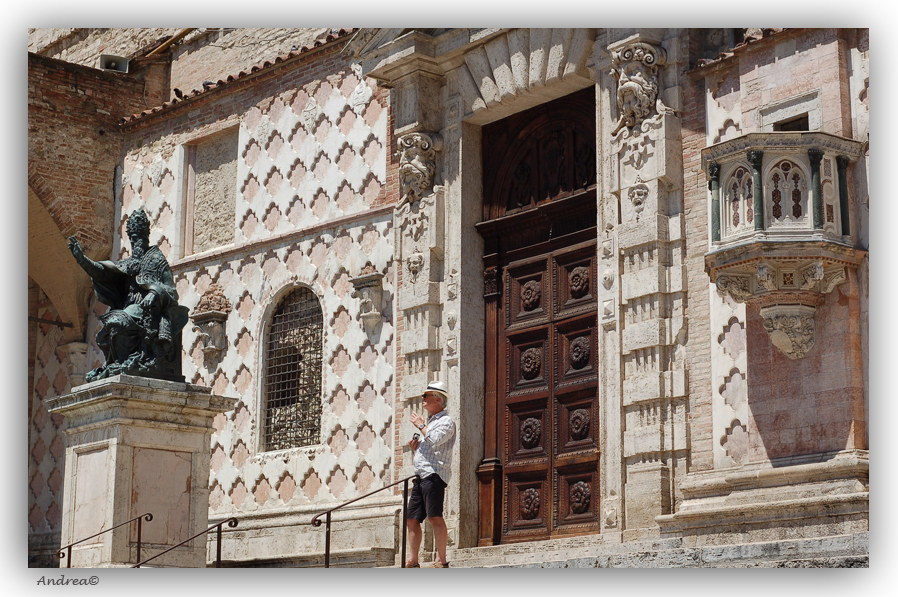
(610, 42, 673, 136)
(396, 132, 443, 209)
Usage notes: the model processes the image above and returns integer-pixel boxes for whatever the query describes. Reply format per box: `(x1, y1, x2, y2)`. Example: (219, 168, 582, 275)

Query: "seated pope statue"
(67, 208, 189, 383)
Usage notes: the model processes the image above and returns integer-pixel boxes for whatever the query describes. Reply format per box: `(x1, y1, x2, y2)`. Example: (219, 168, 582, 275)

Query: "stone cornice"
(701, 132, 864, 173)
(705, 239, 867, 277)
(170, 204, 395, 273)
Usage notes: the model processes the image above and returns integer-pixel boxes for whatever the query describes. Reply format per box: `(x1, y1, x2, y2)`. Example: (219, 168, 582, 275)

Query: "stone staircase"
(440, 532, 868, 568)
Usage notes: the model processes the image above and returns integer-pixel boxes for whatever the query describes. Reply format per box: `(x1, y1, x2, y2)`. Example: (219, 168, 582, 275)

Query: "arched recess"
(28, 184, 92, 341)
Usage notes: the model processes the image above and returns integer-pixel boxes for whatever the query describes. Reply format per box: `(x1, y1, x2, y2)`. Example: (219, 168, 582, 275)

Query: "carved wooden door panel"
(476, 87, 599, 545)
(500, 239, 599, 542)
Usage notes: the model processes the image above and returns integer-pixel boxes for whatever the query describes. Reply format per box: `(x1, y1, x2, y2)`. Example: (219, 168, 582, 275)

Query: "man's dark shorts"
(407, 474, 447, 521)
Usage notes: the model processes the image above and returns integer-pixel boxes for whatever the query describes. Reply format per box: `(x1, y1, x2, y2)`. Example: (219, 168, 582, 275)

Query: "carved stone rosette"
(610, 42, 670, 136)
(397, 132, 443, 208)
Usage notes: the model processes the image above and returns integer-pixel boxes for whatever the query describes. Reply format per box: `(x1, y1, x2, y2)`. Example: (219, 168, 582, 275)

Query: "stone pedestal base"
(47, 375, 235, 568)
(656, 450, 868, 545)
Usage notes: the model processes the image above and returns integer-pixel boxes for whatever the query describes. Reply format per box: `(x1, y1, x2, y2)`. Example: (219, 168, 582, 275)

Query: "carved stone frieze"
(760, 305, 816, 359)
(716, 275, 752, 303)
(396, 132, 442, 209)
(756, 263, 777, 292)
(610, 42, 673, 136)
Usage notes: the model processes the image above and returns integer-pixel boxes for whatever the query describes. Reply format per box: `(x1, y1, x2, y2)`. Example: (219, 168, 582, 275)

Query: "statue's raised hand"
(67, 236, 85, 263)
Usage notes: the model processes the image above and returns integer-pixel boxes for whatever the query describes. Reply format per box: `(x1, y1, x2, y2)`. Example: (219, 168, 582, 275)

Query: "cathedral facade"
(28, 28, 869, 567)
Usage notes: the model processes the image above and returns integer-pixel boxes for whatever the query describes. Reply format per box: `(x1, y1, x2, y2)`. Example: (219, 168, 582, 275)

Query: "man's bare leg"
(406, 518, 422, 566)
(428, 516, 448, 565)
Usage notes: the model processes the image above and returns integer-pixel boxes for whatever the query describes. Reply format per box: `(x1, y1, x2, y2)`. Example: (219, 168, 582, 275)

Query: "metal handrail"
(57, 513, 152, 568)
(311, 474, 419, 568)
(132, 517, 238, 568)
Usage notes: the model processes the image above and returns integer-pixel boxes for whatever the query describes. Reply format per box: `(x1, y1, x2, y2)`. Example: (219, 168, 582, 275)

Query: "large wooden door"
(477, 88, 599, 544)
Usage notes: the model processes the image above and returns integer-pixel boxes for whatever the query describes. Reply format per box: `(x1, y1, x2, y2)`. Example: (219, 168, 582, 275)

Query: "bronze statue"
(68, 208, 188, 383)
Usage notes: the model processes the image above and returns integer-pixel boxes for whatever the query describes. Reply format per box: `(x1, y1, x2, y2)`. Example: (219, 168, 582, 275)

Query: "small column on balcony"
(747, 150, 764, 231)
(837, 155, 851, 236)
(808, 148, 825, 230)
(709, 162, 721, 242)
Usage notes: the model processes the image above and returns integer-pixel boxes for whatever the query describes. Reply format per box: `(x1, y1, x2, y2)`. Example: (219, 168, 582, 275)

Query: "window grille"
(263, 286, 323, 451)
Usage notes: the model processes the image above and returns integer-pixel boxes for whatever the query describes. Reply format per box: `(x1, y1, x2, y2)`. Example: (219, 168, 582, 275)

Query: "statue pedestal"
(46, 375, 236, 568)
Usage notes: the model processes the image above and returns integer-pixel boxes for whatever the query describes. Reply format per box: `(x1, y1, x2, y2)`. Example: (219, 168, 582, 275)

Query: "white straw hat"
(425, 380, 450, 403)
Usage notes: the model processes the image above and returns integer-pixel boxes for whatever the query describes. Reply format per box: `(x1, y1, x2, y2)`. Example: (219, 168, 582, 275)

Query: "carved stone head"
(610, 42, 666, 134)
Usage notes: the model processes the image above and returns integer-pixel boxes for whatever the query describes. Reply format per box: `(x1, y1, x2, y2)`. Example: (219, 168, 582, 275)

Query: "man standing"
(406, 380, 456, 568)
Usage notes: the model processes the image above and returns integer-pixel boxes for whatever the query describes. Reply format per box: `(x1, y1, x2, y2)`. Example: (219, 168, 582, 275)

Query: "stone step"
(438, 532, 868, 568)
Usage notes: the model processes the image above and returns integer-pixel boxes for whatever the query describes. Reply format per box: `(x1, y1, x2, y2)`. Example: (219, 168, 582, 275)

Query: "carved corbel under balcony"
(190, 283, 231, 366)
(707, 243, 863, 359)
(351, 266, 386, 332)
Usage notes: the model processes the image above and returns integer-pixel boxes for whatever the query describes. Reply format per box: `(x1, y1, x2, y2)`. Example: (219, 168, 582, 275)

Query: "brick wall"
(28, 53, 156, 255)
(744, 275, 866, 460)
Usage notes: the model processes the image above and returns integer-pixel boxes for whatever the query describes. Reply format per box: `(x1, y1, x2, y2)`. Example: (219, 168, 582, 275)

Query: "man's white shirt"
(413, 410, 456, 483)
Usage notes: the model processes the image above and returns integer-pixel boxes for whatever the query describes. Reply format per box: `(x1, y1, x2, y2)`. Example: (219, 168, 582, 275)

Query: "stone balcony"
(702, 132, 866, 358)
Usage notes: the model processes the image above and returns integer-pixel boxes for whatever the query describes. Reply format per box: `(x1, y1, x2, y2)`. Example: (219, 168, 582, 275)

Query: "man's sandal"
(405, 562, 420, 568)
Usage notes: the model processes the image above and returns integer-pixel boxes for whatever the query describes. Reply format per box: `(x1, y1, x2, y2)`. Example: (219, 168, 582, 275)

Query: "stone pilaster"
(604, 31, 688, 531)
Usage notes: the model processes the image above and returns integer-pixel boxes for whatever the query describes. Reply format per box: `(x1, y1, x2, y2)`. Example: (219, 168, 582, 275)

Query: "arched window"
(263, 286, 323, 451)
(723, 164, 753, 239)
(765, 159, 808, 228)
